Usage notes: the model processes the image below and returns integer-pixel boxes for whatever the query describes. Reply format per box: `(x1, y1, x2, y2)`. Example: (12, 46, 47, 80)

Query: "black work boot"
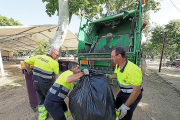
(45, 113, 50, 120)
(31, 107, 37, 112)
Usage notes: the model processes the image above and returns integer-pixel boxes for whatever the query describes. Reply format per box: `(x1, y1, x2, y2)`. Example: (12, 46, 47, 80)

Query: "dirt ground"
(0, 60, 180, 120)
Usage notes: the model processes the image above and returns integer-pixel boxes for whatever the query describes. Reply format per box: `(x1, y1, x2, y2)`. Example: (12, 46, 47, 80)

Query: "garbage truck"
(76, 0, 146, 77)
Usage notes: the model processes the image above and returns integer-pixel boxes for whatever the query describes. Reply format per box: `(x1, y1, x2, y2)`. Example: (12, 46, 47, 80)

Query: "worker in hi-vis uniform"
(106, 47, 143, 120)
(24, 48, 60, 120)
(44, 62, 89, 120)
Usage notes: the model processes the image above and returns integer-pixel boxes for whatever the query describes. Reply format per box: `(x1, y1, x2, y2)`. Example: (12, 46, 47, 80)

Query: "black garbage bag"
(69, 70, 116, 120)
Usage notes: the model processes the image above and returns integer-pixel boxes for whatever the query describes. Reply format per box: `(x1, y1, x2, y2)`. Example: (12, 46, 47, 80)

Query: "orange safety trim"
(21, 61, 34, 69)
(81, 60, 88, 65)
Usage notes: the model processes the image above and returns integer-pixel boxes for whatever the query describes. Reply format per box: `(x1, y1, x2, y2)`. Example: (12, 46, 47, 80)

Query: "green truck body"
(76, 0, 144, 75)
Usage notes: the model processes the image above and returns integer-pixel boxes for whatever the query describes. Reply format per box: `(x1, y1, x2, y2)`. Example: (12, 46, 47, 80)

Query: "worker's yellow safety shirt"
(25, 54, 59, 82)
(47, 70, 73, 101)
(55, 70, 73, 90)
(114, 59, 142, 93)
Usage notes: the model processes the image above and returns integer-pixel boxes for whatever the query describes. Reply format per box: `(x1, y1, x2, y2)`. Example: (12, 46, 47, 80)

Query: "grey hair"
(68, 62, 79, 70)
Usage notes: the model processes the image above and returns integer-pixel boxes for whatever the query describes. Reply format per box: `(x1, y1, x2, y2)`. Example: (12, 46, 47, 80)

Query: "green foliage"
(60, 50, 77, 56)
(165, 20, 180, 46)
(164, 20, 180, 60)
(105, 0, 160, 13)
(42, 0, 161, 37)
(143, 20, 180, 61)
(34, 40, 51, 55)
(42, 0, 106, 20)
(42, 0, 59, 17)
(141, 40, 159, 59)
(0, 15, 22, 57)
(68, 50, 77, 55)
(0, 15, 22, 26)
(13, 51, 19, 56)
(42, 0, 161, 20)
(13, 51, 33, 57)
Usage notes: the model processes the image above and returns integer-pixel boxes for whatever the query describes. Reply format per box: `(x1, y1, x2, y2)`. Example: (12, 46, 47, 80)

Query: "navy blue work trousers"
(33, 80, 53, 105)
(44, 98, 67, 120)
(115, 91, 142, 120)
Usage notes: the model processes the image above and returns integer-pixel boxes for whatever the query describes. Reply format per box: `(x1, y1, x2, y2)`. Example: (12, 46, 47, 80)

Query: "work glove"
(83, 69, 89, 75)
(27, 69, 33, 74)
(105, 74, 111, 78)
(117, 104, 130, 119)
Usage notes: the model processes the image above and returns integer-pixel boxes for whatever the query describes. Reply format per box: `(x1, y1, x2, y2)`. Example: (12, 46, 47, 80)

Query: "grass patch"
(154, 59, 160, 62)
(0, 85, 14, 92)
(13, 79, 25, 86)
(0, 86, 7, 92)
(0, 80, 25, 92)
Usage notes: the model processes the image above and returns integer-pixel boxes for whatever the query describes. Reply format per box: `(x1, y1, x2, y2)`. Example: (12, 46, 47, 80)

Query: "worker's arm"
(107, 64, 118, 79)
(54, 61, 59, 75)
(66, 72, 84, 83)
(106, 73, 117, 79)
(23, 61, 31, 72)
(124, 85, 141, 107)
(109, 73, 117, 79)
(125, 68, 142, 107)
(24, 56, 37, 72)
(117, 85, 141, 119)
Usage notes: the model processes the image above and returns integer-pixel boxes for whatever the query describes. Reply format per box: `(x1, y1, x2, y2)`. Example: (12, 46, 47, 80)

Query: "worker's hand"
(105, 74, 111, 78)
(83, 69, 89, 75)
(27, 70, 33, 74)
(117, 104, 130, 119)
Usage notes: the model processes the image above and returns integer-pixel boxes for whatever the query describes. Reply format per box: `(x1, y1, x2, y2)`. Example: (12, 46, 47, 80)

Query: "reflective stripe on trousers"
(49, 83, 69, 99)
(64, 111, 68, 119)
(116, 111, 120, 120)
(38, 104, 47, 120)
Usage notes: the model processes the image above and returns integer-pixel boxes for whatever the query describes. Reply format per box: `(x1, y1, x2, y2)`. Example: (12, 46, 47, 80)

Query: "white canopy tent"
(0, 25, 78, 51)
(0, 25, 79, 77)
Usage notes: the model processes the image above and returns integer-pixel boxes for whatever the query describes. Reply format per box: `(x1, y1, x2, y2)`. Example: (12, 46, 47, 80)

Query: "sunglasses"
(54, 53, 59, 57)
(111, 54, 119, 58)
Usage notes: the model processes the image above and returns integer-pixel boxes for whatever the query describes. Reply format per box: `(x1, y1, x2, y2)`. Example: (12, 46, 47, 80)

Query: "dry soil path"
(0, 61, 180, 120)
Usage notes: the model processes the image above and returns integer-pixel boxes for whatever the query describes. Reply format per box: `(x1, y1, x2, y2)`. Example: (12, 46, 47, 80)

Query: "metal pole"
(66, 48, 68, 61)
(0, 49, 5, 77)
(159, 32, 166, 72)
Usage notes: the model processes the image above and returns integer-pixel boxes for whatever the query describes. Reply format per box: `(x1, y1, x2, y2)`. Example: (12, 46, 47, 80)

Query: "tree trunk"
(50, 0, 69, 51)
